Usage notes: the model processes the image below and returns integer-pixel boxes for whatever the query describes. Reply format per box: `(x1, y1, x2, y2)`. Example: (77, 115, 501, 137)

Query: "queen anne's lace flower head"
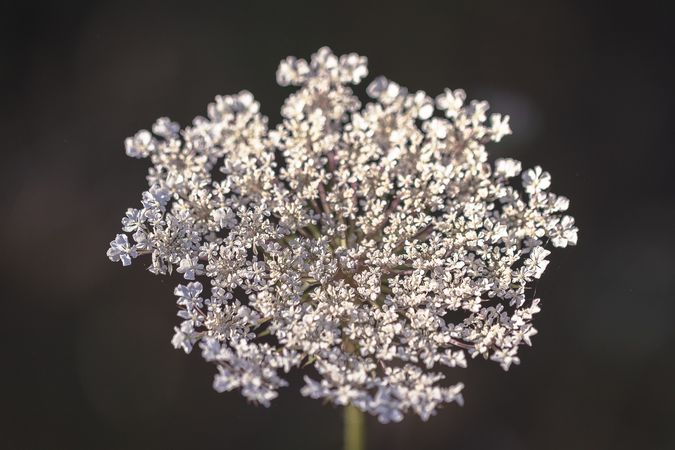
(107, 47, 578, 423)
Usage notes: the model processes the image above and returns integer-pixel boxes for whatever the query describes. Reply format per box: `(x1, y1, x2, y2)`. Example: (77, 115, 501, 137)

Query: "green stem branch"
(344, 404, 365, 450)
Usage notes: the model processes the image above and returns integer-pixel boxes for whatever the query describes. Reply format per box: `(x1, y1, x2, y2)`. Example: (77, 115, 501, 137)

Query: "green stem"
(307, 223, 322, 239)
(343, 404, 365, 450)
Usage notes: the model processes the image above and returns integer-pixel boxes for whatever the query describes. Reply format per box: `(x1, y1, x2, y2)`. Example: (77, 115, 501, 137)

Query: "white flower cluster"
(107, 47, 578, 423)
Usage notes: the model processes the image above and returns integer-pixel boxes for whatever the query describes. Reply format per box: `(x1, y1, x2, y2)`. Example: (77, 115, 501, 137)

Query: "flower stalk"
(344, 404, 365, 450)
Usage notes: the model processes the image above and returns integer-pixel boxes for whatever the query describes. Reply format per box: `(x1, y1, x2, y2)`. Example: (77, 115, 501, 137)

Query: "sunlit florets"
(107, 47, 578, 423)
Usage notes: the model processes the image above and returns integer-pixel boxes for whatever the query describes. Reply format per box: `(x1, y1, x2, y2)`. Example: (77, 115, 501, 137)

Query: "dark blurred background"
(2, 1, 674, 449)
